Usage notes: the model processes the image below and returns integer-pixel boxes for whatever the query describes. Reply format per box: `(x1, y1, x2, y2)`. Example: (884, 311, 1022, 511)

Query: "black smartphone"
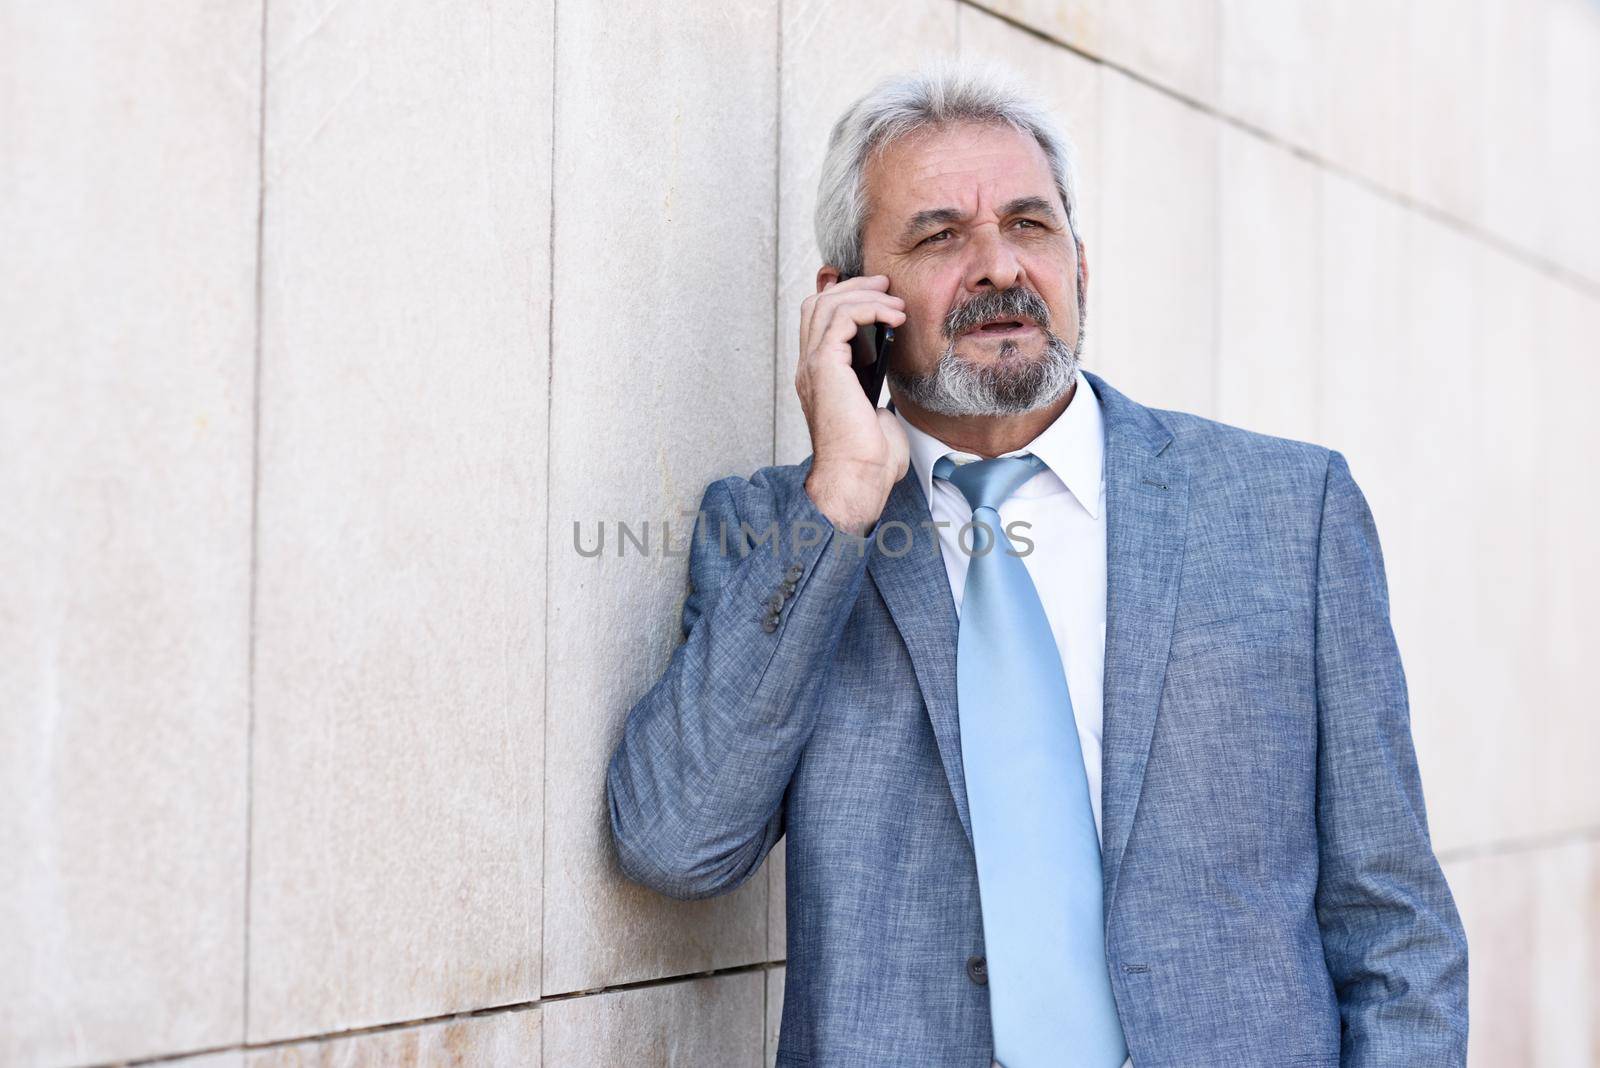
(837, 273, 898, 409)
(850, 321, 895, 409)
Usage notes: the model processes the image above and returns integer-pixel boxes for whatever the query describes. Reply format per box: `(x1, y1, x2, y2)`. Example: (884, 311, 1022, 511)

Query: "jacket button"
(966, 955, 987, 985)
(761, 617, 778, 633)
(781, 579, 797, 596)
(786, 564, 803, 581)
(766, 592, 784, 611)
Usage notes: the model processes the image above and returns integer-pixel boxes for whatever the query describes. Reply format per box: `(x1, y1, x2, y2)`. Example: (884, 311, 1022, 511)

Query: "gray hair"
(814, 57, 1084, 279)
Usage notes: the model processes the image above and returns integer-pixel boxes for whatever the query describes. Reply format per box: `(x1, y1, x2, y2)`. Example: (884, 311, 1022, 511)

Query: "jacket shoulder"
(1153, 406, 1334, 488)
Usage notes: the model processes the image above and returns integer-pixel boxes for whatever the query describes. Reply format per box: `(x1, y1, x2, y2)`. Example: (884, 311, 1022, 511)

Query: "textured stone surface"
(173, 1055, 246, 1068)
(248, 0, 551, 1041)
(1095, 0, 1218, 106)
(1313, 171, 1407, 477)
(1317, 2, 1409, 195)
(542, 0, 781, 996)
(982, 0, 1217, 106)
(1377, 213, 1485, 858)
(1403, 0, 1487, 224)
(542, 972, 764, 1067)
(1217, 0, 1324, 153)
(1460, 250, 1548, 848)
(1536, 284, 1600, 838)
(1092, 69, 1217, 415)
(1529, 839, 1600, 1064)
(0, 1, 259, 1064)
(1479, 0, 1551, 262)
(1215, 126, 1318, 440)
(769, 839, 787, 963)
(774, 0, 959, 464)
(1444, 850, 1537, 1065)
(765, 965, 787, 1068)
(248, 1010, 540, 1067)
(969, 0, 1101, 51)
(1444, 840, 1600, 1066)
(1543, 0, 1600, 284)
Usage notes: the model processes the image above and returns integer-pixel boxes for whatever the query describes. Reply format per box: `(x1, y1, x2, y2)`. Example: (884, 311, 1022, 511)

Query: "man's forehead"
(868, 123, 1058, 218)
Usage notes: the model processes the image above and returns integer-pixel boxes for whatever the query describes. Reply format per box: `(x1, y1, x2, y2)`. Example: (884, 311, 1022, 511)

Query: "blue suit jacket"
(607, 368, 1468, 1066)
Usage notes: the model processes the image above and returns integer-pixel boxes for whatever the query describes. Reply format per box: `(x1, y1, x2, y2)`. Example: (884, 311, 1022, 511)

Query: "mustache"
(943, 286, 1053, 339)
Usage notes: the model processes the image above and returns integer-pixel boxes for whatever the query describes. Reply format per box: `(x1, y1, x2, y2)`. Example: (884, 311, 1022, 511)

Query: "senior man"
(606, 60, 1468, 1067)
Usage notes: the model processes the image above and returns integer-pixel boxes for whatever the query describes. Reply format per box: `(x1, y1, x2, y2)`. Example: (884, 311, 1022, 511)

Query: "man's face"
(855, 120, 1086, 415)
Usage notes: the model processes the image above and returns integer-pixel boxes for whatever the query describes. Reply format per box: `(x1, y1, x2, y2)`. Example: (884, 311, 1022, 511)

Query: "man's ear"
(1077, 238, 1090, 290)
(816, 265, 843, 293)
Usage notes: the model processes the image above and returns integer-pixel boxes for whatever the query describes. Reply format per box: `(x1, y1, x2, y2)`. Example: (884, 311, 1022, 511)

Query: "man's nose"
(963, 225, 1022, 292)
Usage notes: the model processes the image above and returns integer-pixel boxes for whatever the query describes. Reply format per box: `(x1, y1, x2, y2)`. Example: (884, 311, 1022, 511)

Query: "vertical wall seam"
(1310, 170, 1323, 445)
(541, 0, 559, 1038)
(771, 0, 783, 469)
(1211, 121, 1222, 419)
(243, 0, 271, 1043)
(766, 0, 783, 1059)
(1211, 0, 1222, 419)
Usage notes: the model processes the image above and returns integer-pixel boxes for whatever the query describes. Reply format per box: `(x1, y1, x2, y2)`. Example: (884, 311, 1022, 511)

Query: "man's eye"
(919, 221, 1043, 246)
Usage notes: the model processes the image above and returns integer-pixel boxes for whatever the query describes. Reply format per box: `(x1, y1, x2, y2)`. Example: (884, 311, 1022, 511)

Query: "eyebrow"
(898, 195, 1061, 245)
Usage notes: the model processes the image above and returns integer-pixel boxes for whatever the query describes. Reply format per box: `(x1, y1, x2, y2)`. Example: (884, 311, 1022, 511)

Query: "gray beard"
(888, 316, 1085, 418)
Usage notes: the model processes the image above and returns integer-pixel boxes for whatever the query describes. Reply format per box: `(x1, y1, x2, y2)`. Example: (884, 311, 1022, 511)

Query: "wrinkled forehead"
(864, 120, 1061, 224)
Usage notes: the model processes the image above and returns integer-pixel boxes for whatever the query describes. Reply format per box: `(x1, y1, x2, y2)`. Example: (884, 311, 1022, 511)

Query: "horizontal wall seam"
(1436, 825, 1600, 864)
(83, 961, 787, 1068)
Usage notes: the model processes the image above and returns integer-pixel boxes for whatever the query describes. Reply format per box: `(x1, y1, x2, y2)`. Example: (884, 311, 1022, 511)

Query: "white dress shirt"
(896, 370, 1108, 843)
(895, 371, 1133, 1068)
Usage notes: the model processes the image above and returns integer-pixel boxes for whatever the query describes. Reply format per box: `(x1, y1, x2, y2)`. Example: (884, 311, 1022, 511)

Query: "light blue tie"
(934, 452, 1128, 1068)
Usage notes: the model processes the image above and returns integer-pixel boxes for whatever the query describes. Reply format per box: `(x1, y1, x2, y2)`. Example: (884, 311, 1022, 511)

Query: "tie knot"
(932, 452, 1046, 513)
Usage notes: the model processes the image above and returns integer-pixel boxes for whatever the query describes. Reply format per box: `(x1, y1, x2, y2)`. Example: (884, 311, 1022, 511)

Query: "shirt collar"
(894, 370, 1105, 519)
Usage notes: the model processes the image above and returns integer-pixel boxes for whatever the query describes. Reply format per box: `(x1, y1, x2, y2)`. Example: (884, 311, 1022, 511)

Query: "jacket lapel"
(861, 368, 1189, 900)
(1083, 369, 1188, 923)
(865, 471, 971, 846)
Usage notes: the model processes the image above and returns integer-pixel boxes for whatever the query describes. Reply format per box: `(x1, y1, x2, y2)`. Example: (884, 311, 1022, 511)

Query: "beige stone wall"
(3, 1, 1596, 1065)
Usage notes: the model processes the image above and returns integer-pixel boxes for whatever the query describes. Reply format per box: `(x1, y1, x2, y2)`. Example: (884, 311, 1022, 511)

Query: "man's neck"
(893, 377, 1077, 460)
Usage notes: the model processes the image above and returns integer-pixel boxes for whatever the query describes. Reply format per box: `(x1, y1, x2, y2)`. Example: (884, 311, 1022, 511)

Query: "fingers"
(800, 278, 906, 368)
(820, 298, 906, 345)
(801, 275, 901, 350)
(798, 301, 907, 391)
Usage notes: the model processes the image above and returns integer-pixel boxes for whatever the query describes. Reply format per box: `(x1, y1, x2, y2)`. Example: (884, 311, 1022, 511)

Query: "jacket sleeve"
(1311, 449, 1469, 1065)
(605, 466, 873, 900)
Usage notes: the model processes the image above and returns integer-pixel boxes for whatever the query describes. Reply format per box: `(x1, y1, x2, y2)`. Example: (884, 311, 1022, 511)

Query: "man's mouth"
(967, 319, 1036, 337)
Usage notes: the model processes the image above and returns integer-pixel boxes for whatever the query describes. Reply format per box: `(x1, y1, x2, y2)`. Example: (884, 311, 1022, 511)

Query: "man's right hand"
(796, 274, 911, 537)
